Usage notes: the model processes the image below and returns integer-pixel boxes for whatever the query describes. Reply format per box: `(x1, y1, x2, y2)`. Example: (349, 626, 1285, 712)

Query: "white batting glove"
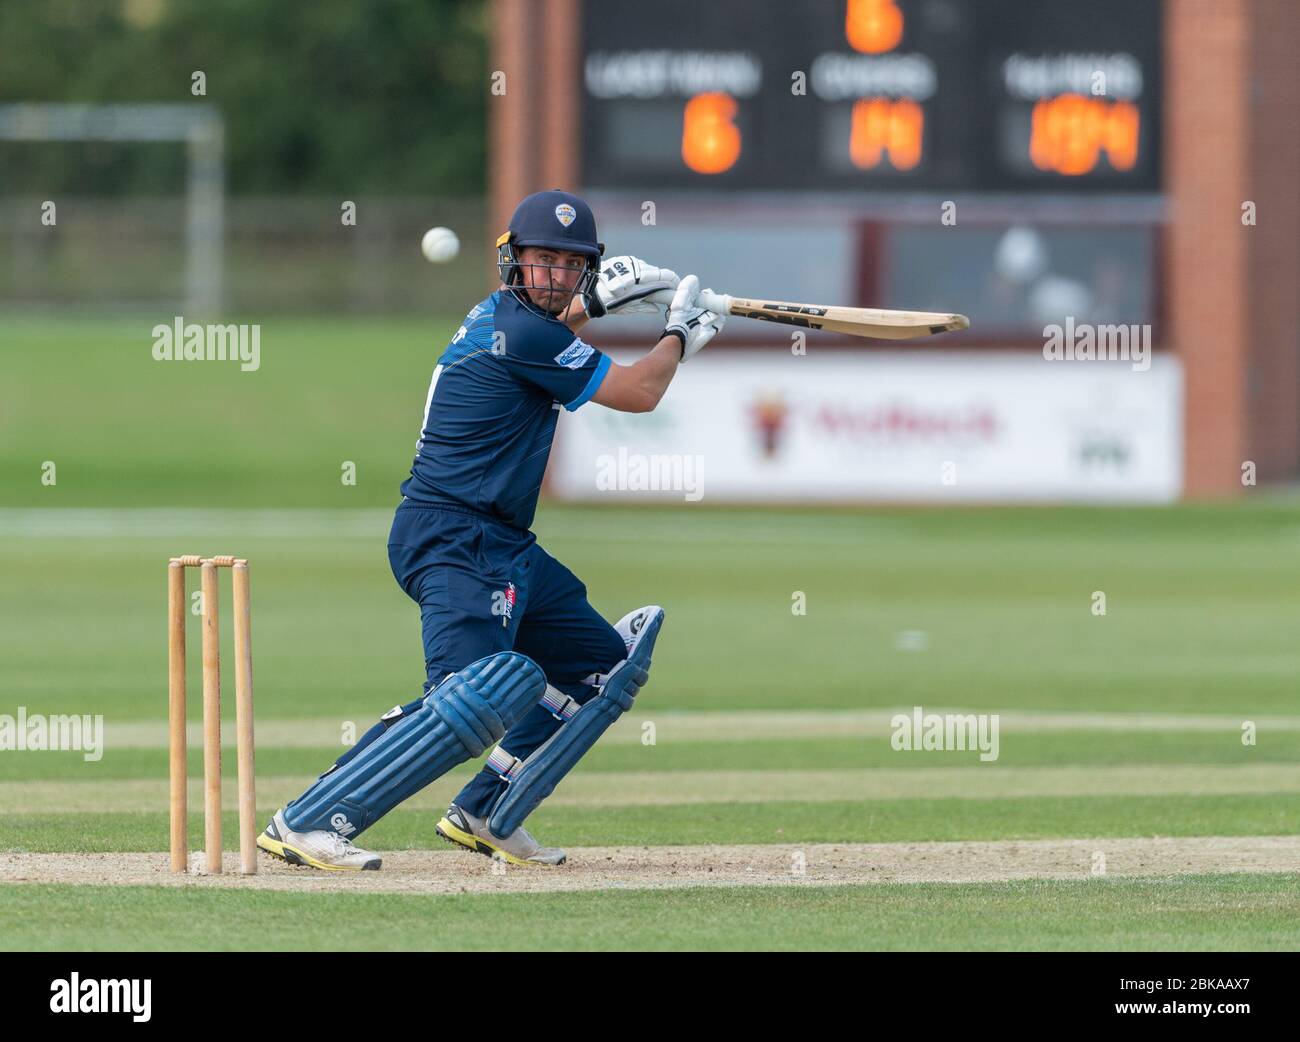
(599, 281, 722, 324)
(662, 275, 726, 362)
(587, 255, 680, 318)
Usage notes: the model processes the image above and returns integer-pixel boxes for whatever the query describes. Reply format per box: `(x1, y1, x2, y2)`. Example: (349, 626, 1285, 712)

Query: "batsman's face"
(517, 246, 587, 313)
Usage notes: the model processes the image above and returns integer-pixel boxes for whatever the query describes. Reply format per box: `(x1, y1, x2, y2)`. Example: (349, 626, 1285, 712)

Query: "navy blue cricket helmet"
(497, 189, 604, 316)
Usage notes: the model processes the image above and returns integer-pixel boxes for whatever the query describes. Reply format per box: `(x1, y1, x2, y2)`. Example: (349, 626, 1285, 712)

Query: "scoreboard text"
(581, 0, 1161, 192)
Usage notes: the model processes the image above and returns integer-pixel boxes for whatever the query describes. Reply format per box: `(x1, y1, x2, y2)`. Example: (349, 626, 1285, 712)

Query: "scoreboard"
(581, 0, 1162, 192)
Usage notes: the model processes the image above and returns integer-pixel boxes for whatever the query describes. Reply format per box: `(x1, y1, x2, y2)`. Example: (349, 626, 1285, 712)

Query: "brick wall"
(1168, 0, 1300, 495)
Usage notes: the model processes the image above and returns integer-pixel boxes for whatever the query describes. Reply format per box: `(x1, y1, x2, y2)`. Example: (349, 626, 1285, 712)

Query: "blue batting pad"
(284, 651, 545, 836)
(488, 609, 663, 837)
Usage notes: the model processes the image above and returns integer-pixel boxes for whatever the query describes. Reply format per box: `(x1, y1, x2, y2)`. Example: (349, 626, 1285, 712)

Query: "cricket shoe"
(256, 808, 382, 871)
(436, 803, 566, 866)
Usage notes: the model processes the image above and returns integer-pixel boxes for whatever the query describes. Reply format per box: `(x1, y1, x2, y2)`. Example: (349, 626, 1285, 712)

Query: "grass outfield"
(1, 875, 1297, 951)
(3, 506, 1299, 717)
(1, 317, 1298, 950)
(0, 316, 442, 508)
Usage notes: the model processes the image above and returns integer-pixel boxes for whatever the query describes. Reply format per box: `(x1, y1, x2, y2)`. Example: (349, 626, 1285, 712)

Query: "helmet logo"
(554, 203, 576, 227)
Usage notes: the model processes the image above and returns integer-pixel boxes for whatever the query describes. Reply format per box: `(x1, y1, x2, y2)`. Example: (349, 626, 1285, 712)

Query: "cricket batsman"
(257, 190, 725, 868)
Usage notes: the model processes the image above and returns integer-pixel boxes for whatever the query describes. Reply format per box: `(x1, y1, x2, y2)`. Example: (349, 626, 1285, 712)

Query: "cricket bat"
(696, 290, 969, 340)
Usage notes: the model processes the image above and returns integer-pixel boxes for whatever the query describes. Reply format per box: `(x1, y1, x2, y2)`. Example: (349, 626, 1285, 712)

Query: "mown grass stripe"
(8, 729, 1300, 782)
(5, 763, 1300, 814)
(84, 708, 1300, 748)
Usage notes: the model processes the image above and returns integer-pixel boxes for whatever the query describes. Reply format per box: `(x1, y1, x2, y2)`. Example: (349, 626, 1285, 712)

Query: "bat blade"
(700, 291, 969, 340)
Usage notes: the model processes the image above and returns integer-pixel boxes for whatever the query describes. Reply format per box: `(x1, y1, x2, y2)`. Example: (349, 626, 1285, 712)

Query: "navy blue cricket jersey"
(400, 290, 611, 530)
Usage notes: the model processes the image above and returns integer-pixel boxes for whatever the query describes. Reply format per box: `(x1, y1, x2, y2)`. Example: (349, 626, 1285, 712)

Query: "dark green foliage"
(0, 0, 488, 195)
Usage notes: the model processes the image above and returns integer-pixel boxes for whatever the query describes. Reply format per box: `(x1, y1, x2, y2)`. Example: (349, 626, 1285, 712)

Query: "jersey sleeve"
(495, 302, 611, 411)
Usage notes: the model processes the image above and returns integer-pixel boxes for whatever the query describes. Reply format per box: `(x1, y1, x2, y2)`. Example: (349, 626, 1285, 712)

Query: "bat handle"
(697, 289, 732, 316)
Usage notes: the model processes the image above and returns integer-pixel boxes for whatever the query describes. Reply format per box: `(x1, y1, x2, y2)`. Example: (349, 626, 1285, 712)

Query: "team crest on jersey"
(554, 203, 576, 227)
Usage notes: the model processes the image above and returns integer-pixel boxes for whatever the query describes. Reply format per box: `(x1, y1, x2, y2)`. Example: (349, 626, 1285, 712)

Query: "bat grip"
(697, 289, 732, 315)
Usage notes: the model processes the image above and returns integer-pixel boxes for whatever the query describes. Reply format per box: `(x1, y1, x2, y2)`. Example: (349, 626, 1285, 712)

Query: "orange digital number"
(845, 0, 904, 54)
(681, 92, 741, 174)
(849, 97, 923, 171)
(1029, 94, 1140, 175)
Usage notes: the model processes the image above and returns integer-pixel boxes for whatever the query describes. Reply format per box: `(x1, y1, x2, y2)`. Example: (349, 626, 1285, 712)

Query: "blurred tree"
(0, 0, 488, 195)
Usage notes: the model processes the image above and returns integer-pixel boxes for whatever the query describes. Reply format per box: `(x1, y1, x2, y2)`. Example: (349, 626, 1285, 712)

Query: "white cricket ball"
(421, 226, 459, 263)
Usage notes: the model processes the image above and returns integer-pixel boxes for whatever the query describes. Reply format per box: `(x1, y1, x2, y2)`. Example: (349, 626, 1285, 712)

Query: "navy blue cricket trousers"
(329, 499, 625, 821)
